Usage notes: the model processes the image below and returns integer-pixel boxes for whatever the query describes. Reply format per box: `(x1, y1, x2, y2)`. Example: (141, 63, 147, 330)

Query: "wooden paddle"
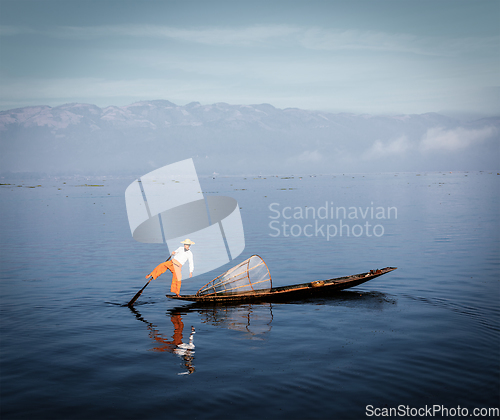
(128, 256, 171, 307)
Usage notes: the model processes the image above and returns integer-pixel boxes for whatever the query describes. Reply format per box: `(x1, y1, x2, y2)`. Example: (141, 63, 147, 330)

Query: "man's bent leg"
(148, 260, 174, 280)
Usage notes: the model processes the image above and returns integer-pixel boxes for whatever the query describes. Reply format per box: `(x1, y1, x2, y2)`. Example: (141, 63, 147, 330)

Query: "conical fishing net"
(197, 255, 272, 296)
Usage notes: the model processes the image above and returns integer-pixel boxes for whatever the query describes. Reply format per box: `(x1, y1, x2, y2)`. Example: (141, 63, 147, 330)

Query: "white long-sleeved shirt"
(172, 247, 194, 273)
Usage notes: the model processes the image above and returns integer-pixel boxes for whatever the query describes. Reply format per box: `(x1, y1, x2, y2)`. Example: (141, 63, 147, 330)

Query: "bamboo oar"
(128, 257, 171, 307)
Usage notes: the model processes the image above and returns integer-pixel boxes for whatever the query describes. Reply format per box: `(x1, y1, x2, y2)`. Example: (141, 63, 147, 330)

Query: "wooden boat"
(167, 264, 397, 303)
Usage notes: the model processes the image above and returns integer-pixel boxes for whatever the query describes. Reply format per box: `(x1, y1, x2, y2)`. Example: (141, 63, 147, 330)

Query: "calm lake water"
(1, 171, 499, 419)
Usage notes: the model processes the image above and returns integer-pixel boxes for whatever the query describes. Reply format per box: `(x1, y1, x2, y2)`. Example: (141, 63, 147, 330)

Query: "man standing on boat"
(145, 239, 195, 297)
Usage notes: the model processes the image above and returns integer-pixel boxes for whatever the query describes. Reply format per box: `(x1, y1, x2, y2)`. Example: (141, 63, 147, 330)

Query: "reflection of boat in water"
(128, 290, 395, 374)
(198, 303, 273, 338)
(168, 255, 397, 303)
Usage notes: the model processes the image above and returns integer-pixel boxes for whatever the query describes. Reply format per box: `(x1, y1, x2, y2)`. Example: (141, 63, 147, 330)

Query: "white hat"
(181, 239, 195, 245)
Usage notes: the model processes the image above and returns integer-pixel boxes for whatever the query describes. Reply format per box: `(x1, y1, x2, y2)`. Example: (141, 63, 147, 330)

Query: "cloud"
(419, 126, 497, 152)
(0, 77, 226, 100)
(362, 127, 497, 160)
(0, 23, 299, 46)
(2, 23, 497, 56)
(299, 28, 499, 57)
(300, 28, 429, 55)
(286, 150, 323, 165)
(363, 136, 412, 159)
(48, 24, 301, 46)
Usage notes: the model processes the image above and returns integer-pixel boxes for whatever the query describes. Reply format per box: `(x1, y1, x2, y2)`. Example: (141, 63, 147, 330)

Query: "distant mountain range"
(1, 100, 498, 175)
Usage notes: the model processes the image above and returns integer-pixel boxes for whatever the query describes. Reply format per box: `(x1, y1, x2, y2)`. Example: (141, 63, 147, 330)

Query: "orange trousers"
(148, 259, 182, 295)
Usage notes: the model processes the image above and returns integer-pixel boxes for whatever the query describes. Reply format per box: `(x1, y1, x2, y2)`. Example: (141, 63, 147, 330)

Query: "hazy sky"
(1, 0, 498, 115)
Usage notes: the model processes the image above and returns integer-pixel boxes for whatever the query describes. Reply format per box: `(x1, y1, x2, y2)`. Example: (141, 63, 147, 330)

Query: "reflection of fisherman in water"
(148, 313, 196, 375)
(130, 308, 196, 375)
(129, 303, 277, 374)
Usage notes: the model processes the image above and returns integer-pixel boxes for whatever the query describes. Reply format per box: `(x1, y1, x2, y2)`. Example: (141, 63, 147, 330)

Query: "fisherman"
(145, 239, 195, 297)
